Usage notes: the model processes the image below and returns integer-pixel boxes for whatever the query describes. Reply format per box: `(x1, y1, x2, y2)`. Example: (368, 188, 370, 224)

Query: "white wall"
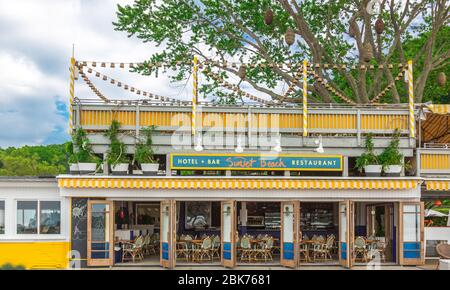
(0, 179, 69, 242)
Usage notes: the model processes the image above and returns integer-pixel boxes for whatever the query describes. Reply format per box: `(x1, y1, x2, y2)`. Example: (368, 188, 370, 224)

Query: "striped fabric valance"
(58, 178, 419, 190)
(425, 180, 450, 191)
(429, 104, 450, 115)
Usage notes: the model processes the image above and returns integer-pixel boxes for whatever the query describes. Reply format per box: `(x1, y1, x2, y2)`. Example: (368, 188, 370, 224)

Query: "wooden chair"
(192, 237, 212, 262)
(354, 236, 369, 262)
(122, 235, 145, 263)
(436, 243, 450, 270)
(324, 235, 335, 260)
(211, 235, 221, 260)
(253, 237, 274, 262)
(312, 242, 327, 262)
(240, 236, 253, 262)
(176, 240, 190, 262)
(298, 242, 310, 263)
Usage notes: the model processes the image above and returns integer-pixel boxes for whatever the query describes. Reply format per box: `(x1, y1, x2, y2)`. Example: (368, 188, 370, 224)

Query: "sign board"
(170, 154, 342, 171)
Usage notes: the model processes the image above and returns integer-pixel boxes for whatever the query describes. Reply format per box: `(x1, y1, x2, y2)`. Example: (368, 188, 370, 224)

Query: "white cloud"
(0, 0, 187, 147)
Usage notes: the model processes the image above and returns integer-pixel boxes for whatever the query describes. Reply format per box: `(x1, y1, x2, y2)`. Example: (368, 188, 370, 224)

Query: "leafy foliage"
(113, 0, 449, 104)
(67, 128, 100, 164)
(379, 130, 403, 170)
(355, 134, 379, 172)
(0, 144, 68, 176)
(134, 126, 157, 164)
(105, 120, 129, 165)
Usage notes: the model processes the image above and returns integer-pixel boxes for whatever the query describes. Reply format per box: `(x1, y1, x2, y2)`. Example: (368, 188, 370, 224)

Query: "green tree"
(0, 144, 68, 176)
(114, 0, 449, 104)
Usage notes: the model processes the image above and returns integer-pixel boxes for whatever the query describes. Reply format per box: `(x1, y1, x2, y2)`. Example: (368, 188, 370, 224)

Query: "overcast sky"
(0, 0, 198, 148)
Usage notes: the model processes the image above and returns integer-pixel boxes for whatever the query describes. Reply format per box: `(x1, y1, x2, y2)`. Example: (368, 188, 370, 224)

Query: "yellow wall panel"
(0, 242, 70, 269)
(421, 154, 450, 170)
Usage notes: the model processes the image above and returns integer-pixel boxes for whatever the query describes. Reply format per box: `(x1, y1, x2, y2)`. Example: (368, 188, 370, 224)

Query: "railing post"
(166, 154, 172, 176)
(136, 103, 140, 139)
(343, 156, 349, 177)
(357, 109, 361, 146)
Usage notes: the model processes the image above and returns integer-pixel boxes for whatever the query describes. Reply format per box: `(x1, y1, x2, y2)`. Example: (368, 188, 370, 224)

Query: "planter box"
(69, 163, 79, 175)
(141, 163, 160, 176)
(111, 163, 129, 175)
(78, 163, 97, 174)
(384, 165, 402, 177)
(364, 165, 382, 177)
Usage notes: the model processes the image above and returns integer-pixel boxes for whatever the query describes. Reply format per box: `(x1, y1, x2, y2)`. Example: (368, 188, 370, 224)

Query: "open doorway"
(175, 201, 222, 266)
(113, 201, 161, 266)
(353, 202, 396, 265)
(298, 202, 340, 266)
(236, 202, 281, 265)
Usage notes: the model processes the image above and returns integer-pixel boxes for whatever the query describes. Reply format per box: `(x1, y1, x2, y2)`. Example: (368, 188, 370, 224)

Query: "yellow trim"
(428, 104, 450, 115)
(58, 177, 419, 190)
(170, 153, 343, 171)
(0, 241, 70, 269)
(426, 180, 450, 191)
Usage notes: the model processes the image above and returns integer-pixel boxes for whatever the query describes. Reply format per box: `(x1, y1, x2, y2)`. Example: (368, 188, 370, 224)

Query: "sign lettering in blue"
(170, 154, 342, 171)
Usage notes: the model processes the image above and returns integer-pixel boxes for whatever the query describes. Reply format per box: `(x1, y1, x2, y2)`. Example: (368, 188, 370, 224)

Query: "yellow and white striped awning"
(425, 180, 450, 191)
(58, 178, 419, 190)
(429, 104, 450, 115)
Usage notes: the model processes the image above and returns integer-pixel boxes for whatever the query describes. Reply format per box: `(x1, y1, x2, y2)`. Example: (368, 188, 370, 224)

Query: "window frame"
(15, 199, 62, 236)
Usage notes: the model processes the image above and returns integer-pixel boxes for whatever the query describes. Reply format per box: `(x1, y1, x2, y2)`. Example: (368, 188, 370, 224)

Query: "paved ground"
(110, 265, 430, 270)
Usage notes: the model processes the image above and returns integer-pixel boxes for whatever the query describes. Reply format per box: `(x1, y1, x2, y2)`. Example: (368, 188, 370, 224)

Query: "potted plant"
(67, 128, 100, 174)
(135, 126, 159, 175)
(355, 134, 382, 176)
(105, 120, 129, 175)
(66, 141, 79, 174)
(379, 130, 404, 177)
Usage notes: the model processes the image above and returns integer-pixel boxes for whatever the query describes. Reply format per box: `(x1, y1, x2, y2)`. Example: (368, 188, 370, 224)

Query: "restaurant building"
(0, 59, 448, 269)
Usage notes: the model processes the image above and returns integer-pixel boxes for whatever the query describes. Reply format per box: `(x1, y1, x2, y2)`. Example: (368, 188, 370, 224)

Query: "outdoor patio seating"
(354, 236, 369, 262)
(122, 235, 145, 263)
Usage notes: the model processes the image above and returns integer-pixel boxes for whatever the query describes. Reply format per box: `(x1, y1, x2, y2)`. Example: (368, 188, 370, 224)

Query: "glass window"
(17, 201, 37, 234)
(403, 204, 420, 242)
(40, 201, 61, 234)
(0, 201, 5, 234)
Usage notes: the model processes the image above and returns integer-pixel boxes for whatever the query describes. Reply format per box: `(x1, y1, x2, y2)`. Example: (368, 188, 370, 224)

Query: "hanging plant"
(285, 27, 295, 46)
(438, 72, 447, 87)
(363, 42, 373, 62)
(375, 18, 384, 34)
(264, 8, 273, 25)
(238, 65, 246, 79)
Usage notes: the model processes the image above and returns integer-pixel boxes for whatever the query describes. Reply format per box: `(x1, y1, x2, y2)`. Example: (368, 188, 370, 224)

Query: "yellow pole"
(303, 60, 308, 137)
(408, 60, 415, 139)
(69, 57, 76, 133)
(192, 56, 198, 136)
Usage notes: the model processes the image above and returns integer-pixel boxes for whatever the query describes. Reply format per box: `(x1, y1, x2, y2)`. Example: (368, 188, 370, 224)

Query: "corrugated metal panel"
(361, 114, 407, 130)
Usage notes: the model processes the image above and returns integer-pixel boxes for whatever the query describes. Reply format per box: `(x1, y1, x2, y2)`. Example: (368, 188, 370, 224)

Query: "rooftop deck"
(72, 100, 415, 156)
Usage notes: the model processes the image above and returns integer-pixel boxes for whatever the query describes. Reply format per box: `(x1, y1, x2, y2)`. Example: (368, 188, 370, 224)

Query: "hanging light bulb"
(273, 135, 282, 153)
(235, 135, 244, 153)
(194, 134, 203, 152)
(314, 135, 324, 153)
